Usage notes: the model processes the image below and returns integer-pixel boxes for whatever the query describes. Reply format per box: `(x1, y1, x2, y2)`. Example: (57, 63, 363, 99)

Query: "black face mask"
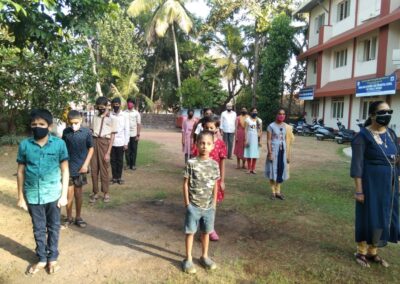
(376, 114, 392, 126)
(32, 127, 49, 140)
(188, 114, 194, 119)
(97, 108, 106, 116)
(227, 109, 232, 112)
(113, 106, 120, 113)
(241, 111, 247, 115)
(251, 113, 258, 118)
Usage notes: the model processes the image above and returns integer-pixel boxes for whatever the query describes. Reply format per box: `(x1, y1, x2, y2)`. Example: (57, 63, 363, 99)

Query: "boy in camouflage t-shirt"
(182, 131, 220, 274)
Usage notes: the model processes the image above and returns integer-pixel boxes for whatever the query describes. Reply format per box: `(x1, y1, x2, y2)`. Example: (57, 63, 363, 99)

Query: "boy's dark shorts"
(69, 174, 88, 187)
(184, 203, 215, 234)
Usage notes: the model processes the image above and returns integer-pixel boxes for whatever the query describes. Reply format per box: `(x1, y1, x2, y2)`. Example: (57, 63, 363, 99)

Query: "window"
(337, 0, 350, 22)
(331, 97, 344, 119)
(360, 97, 378, 120)
(312, 59, 317, 74)
(335, 49, 348, 68)
(315, 13, 325, 34)
(311, 100, 320, 118)
(363, 37, 377, 61)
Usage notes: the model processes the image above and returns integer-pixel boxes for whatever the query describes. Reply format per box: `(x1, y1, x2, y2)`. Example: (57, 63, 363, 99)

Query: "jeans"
(28, 201, 61, 262)
(184, 203, 215, 234)
(125, 136, 139, 168)
(223, 132, 235, 159)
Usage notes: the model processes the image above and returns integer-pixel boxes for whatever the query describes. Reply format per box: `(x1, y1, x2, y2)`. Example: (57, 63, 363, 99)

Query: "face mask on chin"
(32, 127, 49, 140)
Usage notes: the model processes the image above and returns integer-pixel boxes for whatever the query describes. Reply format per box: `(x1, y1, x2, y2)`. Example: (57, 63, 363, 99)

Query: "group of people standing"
(16, 96, 141, 275)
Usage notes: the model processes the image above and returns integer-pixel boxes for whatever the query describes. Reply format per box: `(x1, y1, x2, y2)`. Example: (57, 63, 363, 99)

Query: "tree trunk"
(150, 76, 156, 102)
(171, 24, 182, 105)
(85, 37, 103, 97)
(252, 26, 260, 108)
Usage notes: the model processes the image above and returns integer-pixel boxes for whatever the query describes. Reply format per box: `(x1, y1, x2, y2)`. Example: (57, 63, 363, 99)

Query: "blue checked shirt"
(16, 135, 69, 205)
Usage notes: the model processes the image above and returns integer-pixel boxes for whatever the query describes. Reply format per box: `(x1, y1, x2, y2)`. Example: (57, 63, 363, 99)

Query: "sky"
(186, 0, 211, 19)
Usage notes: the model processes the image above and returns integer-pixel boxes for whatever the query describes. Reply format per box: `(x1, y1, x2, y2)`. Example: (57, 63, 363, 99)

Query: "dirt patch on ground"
(0, 130, 345, 283)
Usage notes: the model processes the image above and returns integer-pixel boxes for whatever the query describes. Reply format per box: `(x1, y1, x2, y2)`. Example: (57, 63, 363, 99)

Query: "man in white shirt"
(124, 98, 141, 170)
(220, 103, 237, 159)
(110, 97, 129, 184)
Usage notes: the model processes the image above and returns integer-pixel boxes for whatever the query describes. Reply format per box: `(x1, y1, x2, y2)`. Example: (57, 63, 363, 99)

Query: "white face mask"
(72, 123, 81, 132)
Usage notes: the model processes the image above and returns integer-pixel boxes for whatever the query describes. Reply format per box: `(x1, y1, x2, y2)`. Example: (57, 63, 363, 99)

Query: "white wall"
(354, 31, 379, 77)
(358, 0, 380, 25)
(386, 21, 400, 75)
(321, 96, 351, 129)
(309, 2, 328, 48)
(306, 56, 318, 86)
(329, 41, 353, 81)
(389, 92, 400, 136)
(390, 0, 400, 12)
(331, 0, 356, 37)
(321, 50, 332, 87)
(350, 95, 362, 130)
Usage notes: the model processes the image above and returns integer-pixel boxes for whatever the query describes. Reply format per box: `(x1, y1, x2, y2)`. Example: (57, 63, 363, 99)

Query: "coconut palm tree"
(128, 0, 193, 104)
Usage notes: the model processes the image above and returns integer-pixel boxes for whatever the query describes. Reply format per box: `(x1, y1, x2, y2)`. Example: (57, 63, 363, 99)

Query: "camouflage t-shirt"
(184, 157, 220, 209)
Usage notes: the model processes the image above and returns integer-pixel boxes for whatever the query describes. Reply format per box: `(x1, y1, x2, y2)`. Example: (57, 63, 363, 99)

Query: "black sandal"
(74, 218, 87, 228)
(276, 194, 285, 200)
(366, 254, 389, 267)
(355, 253, 370, 268)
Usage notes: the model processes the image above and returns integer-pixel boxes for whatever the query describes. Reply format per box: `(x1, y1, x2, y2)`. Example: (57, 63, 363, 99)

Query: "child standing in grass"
(17, 109, 69, 275)
(182, 131, 220, 274)
(192, 116, 227, 241)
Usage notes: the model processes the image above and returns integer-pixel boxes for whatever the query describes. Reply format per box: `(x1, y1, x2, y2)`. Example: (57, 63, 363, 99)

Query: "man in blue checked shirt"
(16, 109, 69, 276)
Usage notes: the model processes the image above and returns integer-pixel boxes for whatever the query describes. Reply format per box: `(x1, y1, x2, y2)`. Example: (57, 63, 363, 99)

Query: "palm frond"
(127, 0, 161, 17)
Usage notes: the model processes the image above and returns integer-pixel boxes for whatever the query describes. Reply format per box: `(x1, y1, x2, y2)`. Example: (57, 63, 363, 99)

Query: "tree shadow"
(0, 234, 36, 263)
(71, 224, 184, 269)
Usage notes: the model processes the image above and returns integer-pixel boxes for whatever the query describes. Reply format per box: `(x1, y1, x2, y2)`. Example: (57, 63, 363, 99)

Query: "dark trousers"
(91, 137, 110, 194)
(28, 201, 61, 262)
(111, 146, 124, 180)
(223, 132, 235, 159)
(125, 136, 138, 168)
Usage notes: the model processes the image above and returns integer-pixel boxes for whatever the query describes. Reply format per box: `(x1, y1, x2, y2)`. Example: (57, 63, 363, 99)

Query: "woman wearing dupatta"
(351, 101, 400, 268)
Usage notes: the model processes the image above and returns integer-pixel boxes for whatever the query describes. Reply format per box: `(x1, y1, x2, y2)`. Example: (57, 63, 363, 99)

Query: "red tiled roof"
(298, 8, 400, 60)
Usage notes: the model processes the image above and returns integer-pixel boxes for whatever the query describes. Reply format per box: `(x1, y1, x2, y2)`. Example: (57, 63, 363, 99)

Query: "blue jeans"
(28, 201, 61, 262)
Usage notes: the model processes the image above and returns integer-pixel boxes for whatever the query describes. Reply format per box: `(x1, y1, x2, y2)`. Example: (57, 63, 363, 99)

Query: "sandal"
(355, 253, 370, 268)
(270, 194, 276, 200)
(47, 261, 60, 274)
(366, 254, 390, 267)
(74, 218, 87, 228)
(276, 194, 285, 200)
(89, 193, 99, 203)
(26, 262, 47, 276)
(103, 194, 110, 203)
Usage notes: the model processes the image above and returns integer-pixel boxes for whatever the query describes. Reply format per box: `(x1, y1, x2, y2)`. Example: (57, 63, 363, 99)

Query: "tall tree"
(128, 0, 193, 104)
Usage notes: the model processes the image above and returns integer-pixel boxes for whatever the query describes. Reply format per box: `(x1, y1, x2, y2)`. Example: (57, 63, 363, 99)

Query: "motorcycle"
(315, 119, 336, 140)
(334, 119, 363, 144)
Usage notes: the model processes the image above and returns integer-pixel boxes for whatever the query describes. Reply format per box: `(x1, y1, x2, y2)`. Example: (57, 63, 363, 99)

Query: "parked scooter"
(334, 119, 363, 144)
(315, 119, 336, 140)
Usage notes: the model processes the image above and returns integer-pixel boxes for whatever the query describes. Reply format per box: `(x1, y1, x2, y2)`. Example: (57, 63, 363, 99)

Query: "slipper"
(366, 254, 389, 267)
(355, 253, 370, 268)
(275, 194, 285, 200)
(26, 262, 47, 276)
(103, 194, 110, 203)
(89, 194, 99, 203)
(47, 261, 60, 274)
(74, 218, 87, 228)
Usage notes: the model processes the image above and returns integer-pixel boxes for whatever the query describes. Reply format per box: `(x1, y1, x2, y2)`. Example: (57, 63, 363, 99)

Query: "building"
(294, 0, 400, 134)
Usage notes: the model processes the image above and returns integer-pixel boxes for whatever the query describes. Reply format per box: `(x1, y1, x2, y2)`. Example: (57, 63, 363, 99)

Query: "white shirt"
(111, 111, 129, 147)
(124, 109, 141, 137)
(221, 110, 237, 133)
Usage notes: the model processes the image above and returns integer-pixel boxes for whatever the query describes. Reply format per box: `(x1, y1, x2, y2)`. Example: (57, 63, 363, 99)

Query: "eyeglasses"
(376, 109, 393, 115)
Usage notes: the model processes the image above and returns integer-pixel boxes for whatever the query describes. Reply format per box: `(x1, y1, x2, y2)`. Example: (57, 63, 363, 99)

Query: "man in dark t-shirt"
(62, 110, 94, 228)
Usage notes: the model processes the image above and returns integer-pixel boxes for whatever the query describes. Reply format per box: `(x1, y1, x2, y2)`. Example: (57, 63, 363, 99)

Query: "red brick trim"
(317, 52, 323, 88)
(351, 38, 357, 78)
(377, 25, 389, 76)
(381, 0, 390, 16)
(348, 95, 353, 129)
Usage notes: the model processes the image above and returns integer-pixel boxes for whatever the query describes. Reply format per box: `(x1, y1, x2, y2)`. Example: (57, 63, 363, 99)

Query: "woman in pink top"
(182, 109, 197, 163)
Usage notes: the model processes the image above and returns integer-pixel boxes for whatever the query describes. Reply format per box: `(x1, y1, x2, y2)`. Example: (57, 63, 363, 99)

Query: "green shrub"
(0, 135, 26, 145)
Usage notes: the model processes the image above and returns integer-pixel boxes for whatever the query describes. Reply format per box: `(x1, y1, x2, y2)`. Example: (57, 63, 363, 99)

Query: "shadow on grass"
(71, 224, 183, 269)
(0, 234, 36, 263)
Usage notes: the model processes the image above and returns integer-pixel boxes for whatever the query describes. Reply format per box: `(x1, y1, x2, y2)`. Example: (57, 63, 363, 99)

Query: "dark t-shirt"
(62, 127, 93, 177)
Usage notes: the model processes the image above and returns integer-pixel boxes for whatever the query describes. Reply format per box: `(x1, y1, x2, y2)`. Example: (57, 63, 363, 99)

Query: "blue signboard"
(356, 74, 397, 97)
(299, 87, 314, 100)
